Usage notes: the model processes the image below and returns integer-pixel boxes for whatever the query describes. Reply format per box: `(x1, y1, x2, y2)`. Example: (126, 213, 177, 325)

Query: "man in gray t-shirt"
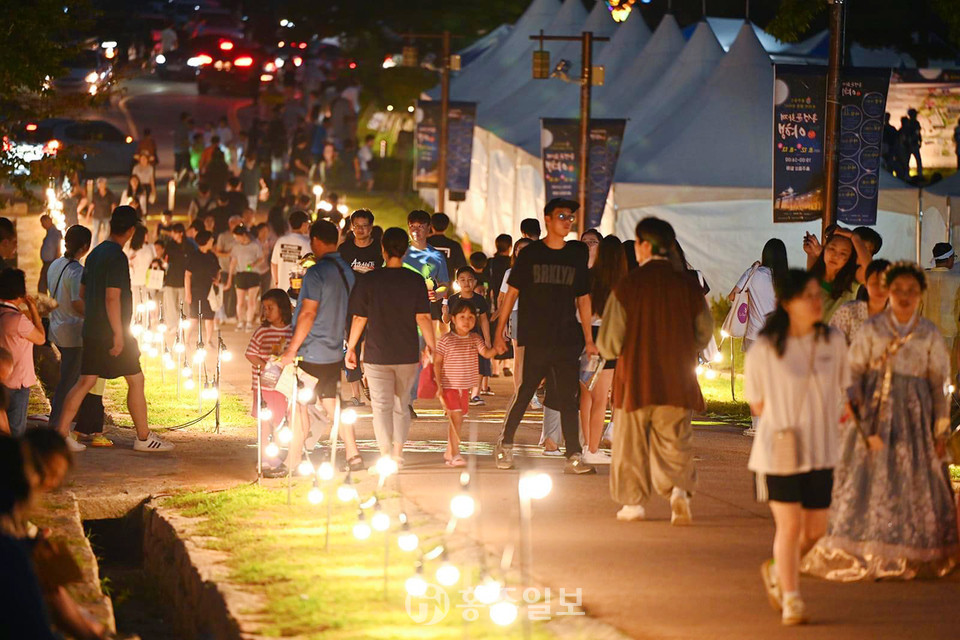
(214, 215, 241, 320)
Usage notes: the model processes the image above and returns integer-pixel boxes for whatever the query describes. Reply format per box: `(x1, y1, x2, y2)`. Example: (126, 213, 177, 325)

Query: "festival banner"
(414, 101, 477, 192)
(773, 65, 827, 223)
(837, 69, 891, 226)
(540, 118, 626, 230)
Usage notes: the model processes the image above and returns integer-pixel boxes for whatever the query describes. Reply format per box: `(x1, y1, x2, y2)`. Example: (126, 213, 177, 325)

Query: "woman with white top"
(744, 269, 850, 626)
(730, 239, 789, 436)
(494, 238, 533, 402)
(125, 225, 156, 316)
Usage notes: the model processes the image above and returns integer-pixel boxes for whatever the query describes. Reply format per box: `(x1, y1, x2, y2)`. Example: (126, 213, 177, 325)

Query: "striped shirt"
(245, 324, 293, 391)
(435, 332, 484, 390)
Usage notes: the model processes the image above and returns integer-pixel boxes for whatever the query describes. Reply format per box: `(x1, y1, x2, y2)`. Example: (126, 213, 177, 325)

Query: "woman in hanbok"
(804, 262, 959, 581)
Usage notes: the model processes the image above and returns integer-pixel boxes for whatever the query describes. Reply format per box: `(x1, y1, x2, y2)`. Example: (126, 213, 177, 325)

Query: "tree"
(0, 0, 107, 197)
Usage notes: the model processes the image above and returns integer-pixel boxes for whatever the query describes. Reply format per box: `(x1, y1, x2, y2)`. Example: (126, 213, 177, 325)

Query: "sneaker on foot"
(503, 367, 513, 377)
(582, 450, 612, 464)
(494, 440, 514, 470)
(616, 504, 646, 521)
(529, 395, 543, 410)
(88, 434, 114, 448)
(480, 389, 494, 396)
(133, 432, 174, 452)
(542, 447, 563, 457)
(469, 396, 485, 406)
(743, 426, 757, 437)
(563, 453, 596, 475)
(66, 434, 86, 453)
(261, 463, 289, 479)
(760, 559, 782, 612)
(781, 594, 807, 626)
(670, 487, 693, 525)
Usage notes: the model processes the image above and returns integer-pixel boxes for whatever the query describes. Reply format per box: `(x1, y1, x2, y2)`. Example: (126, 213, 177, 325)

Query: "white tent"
(464, 0, 588, 109)
(478, 0, 619, 146)
(458, 24, 513, 67)
(436, 0, 560, 102)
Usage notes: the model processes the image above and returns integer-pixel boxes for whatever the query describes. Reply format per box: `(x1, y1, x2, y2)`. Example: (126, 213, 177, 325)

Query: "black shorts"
(81, 336, 142, 379)
(187, 292, 213, 319)
(299, 360, 341, 399)
(234, 272, 261, 290)
(765, 469, 834, 509)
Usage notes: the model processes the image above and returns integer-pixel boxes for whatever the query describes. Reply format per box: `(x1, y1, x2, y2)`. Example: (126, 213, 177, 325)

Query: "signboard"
(837, 69, 890, 225)
(541, 118, 626, 230)
(773, 65, 826, 223)
(888, 69, 960, 171)
(414, 101, 477, 192)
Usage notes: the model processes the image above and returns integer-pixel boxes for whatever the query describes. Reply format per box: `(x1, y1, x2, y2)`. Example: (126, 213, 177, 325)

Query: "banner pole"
(578, 31, 593, 237)
(822, 0, 845, 237)
(948, 196, 953, 244)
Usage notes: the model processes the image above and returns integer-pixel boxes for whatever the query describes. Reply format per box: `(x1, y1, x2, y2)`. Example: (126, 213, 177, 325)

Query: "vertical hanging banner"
(837, 69, 891, 226)
(773, 65, 827, 223)
(414, 101, 477, 192)
(541, 118, 626, 230)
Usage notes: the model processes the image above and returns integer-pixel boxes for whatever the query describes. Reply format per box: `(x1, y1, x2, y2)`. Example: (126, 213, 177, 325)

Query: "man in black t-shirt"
(162, 223, 190, 340)
(488, 233, 513, 312)
(427, 212, 467, 276)
(345, 227, 436, 459)
(184, 230, 220, 354)
(494, 198, 596, 475)
(54, 206, 172, 452)
(338, 209, 382, 404)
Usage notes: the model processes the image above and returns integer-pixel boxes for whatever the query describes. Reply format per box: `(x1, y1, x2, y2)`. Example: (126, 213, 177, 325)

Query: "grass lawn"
(103, 359, 255, 432)
(338, 191, 431, 231)
(165, 484, 554, 639)
(699, 372, 750, 422)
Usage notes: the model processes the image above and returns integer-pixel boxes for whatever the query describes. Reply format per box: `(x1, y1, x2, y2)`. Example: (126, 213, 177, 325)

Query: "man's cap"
(933, 242, 954, 262)
(544, 198, 580, 216)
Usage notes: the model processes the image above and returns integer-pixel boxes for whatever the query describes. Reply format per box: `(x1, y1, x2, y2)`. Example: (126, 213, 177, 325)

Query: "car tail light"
(349, 62, 357, 69)
(25, 123, 37, 132)
(219, 41, 234, 51)
(264, 62, 276, 73)
(260, 74, 274, 82)
(298, 42, 306, 50)
(188, 53, 214, 67)
(234, 56, 254, 67)
(43, 139, 60, 155)
(293, 56, 302, 67)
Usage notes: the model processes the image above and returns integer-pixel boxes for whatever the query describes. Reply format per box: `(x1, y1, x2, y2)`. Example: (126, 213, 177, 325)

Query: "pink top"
(0, 302, 37, 389)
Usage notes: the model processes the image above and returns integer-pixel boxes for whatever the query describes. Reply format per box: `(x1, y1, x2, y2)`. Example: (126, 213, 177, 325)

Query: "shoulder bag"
(722, 265, 759, 339)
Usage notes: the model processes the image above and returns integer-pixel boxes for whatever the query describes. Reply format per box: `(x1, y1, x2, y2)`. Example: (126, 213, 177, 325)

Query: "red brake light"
(264, 62, 276, 73)
(219, 41, 234, 51)
(234, 56, 254, 67)
(44, 139, 60, 155)
(197, 54, 213, 66)
(25, 123, 38, 132)
(298, 42, 307, 50)
(349, 62, 357, 69)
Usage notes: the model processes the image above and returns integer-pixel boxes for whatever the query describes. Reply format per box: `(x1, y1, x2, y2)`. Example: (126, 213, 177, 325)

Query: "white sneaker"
(670, 487, 692, 525)
(66, 434, 86, 452)
(529, 395, 543, 410)
(616, 504, 646, 521)
(582, 450, 612, 465)
(133, 432, 174, 452)
(781, 593, 807, 626)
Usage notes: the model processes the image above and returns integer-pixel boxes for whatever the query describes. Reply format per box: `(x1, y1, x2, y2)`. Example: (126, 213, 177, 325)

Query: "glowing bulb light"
(712, 352, 724, 364)
(375, 455, 398, 478)
(312, 184, 324, 197)
(164, 359, 175, 370)
(371, 510, 390, 532)
(308, 486, 324, 504)
(202, 386, 218, 401)
(141, 330, 154, 344)
(317, 461, 334, 481)
(720, 329, 730, 340)
(181, 365, 193, 378)
(297, 459, 315, 476)
(436, 562, 460, 586)
(297, 386, 315, 404)
(193, 349, 206, 364)
(265, 441, 280, 458)
(398, 530, 419, 552)
(259, 407, 273, 421)
(473, 577, 502, 605)
(174, 342, 186, 354)
(184, 378, 195, 390)
(353, 520, 372, 541)
(130, 323, 143, 337)
(147, 347, 159, 358)
(340, 407, 357, 425)
(490, 600, 519, 626)
(405, 572, 428, 597)
(144, 300, 157, 311)
(221, 349, 233, 362)
(518, 471, 553, 501)
(277, 426, 293, 445)
(705, 368, 719, 381)
(136, 303, 146, 313)
(157, 323, 167, 333)
(337, 483, 358, 502)
(450, 493, 475, 519)
(179, 319, 191, 330)
(695, 365, 705, 376)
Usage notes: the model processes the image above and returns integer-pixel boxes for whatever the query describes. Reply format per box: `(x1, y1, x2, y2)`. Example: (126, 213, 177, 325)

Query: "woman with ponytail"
(744, 269, 850, 626)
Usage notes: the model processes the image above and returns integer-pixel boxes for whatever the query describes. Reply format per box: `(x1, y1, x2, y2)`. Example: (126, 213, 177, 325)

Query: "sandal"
(445, 455, 466, 467)
(345, 454, 365, 472)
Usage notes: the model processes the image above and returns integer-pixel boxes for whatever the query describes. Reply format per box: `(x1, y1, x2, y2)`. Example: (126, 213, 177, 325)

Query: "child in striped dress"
(245, 289, 293, 477)
(434, 299, 499, 466)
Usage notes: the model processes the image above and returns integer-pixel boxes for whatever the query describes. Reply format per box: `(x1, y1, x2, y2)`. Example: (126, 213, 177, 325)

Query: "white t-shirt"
(127, 244, 156, 288)
(735, 265, 777, 341)
(47, 257, 84, 348)
(500, 268, 519, 312)
(271, 232, 311, 290)
(357, 145, 373, 171)
(744, 329, 850, 475)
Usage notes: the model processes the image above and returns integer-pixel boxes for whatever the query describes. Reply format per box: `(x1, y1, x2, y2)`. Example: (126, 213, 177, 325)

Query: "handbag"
(207, 283, 223, 313)
(722, 266, 759, 339)
(145, 267, 166, 290)
(417, 362, 438, 400)
(770, 341, 818, 475)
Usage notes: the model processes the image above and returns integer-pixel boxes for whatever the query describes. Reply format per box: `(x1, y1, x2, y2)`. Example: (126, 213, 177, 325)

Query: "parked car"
(195, 40, 273, 97)
(52, 49, 112, 95)
(155, 35, 224, 81)
(12, 119, 135, 177)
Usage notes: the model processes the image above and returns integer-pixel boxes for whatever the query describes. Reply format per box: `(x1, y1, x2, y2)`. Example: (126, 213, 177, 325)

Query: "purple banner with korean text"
(773, 65, 827, 223)
(837, 68, 891, 226)
(541, 118, 626, 230)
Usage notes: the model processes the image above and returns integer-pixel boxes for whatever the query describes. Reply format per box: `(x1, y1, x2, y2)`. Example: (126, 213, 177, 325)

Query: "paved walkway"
(63, 327, 960, 639)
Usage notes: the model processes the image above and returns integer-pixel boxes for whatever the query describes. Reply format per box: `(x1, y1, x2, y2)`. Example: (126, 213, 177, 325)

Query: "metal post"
(215, 331, 222, 435)
(519, 494, 533, 640)
(438, 30, 451, 212)
(256, 366, 263, 485)
(197, 307, 203, 412)
(578, 31, 593, 237)
(948, 196, 953, 244)
(917, 188, 924, 263)
(288, 360, 299, 506)
(822, 0, 845, 237)
(729, 338, 736, 402)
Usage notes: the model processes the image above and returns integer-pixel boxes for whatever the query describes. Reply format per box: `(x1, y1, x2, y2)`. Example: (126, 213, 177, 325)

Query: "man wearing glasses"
(494, 198, 598, 475)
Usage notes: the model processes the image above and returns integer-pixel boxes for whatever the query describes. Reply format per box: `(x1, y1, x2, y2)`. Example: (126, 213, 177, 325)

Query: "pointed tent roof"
(458, 23, 513, 68)
(496, 7, 653, 154)
(618, 20, 723, 140)
(441, 0, 560, 101)
(478, 1, 618, 134)
(465, 0, 589, 106)
(616, 23, 774, 187)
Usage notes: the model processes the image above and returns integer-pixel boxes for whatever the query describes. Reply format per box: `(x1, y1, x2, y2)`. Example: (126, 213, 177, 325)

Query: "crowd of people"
(1, 178, 959, 633)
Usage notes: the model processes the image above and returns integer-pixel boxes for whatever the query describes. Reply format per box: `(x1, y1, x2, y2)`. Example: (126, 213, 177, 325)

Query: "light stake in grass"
(517, 470, 551, 640)
(353, 510, 372, 541)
